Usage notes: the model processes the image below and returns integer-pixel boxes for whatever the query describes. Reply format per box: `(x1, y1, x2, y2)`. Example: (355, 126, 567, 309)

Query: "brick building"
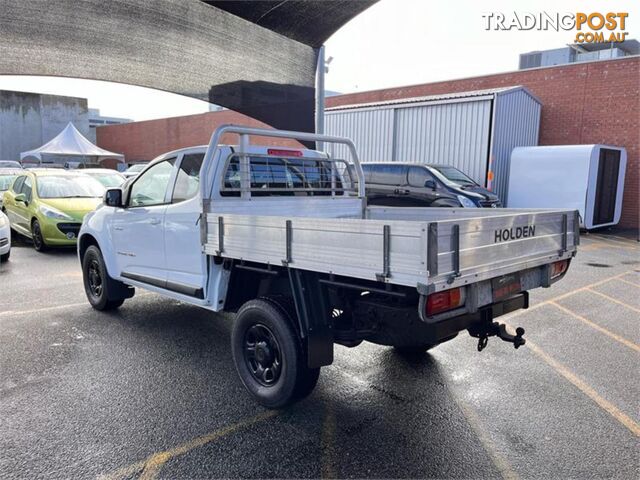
(97, 57, 639, 230)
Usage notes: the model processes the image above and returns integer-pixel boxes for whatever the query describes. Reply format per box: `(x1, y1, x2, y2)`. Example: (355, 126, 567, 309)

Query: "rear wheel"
(82, 245, 128, 310)
(31, 220, 48, 252)
(231, 297, 320, 408)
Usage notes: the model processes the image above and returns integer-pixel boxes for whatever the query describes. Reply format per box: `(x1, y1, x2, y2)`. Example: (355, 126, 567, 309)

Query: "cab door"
(407, 166, 440, 206)
(3, 176, 25, 229)
(111, 158, 176, 286)
(11, 176, 33, 235)
(163, 152, 207, 298)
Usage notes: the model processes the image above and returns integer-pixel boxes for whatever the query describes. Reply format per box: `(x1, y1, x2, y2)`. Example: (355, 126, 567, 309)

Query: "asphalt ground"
(0, 232, 638, 479)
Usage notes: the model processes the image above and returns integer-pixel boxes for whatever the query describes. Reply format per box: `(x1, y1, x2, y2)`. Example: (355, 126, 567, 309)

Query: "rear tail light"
(426, 287, 465, 316)
(551, 260, 568, 279)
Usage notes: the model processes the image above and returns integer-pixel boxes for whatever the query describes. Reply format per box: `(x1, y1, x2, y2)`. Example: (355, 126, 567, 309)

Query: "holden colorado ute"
(78, 126, 579, 408)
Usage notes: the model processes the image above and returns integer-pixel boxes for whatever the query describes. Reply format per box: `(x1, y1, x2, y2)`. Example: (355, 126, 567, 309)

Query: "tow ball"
(468, 322, 526, 352)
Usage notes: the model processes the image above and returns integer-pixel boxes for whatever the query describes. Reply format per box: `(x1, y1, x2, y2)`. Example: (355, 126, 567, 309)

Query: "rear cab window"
(221, 153, 354, 197)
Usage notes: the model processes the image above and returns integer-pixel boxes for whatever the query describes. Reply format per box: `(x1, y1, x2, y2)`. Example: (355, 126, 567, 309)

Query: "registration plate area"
(492, 273, 522, 302)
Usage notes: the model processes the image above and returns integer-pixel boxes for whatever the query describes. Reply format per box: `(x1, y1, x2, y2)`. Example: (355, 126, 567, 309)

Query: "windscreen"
(429, 166, 477, 187)
(127, 164, 147, 173)
(0, 174, 17, 191)
(0, 161, 21, 169)
(87, 172, 125, 188)
(37, 176, 105, 198)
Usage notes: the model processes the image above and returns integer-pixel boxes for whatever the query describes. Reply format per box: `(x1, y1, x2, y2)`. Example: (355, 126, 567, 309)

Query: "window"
(12, 176, 25, 193)
(221, 155, 352, 197)
(22, 177, 33, 201)
(172, 153, 204, 203)
(408, 167, 435, 187)
(429, 166, 477, 186)
(365, 164, 407, 186)
(129, 159, 175, 207)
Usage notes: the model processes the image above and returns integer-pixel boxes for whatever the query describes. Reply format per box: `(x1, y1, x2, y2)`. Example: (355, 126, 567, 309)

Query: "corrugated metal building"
(325, 86, 541, 202)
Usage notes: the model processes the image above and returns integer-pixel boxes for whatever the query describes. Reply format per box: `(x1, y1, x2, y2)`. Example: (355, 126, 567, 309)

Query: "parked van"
(356, 163, 501, 208)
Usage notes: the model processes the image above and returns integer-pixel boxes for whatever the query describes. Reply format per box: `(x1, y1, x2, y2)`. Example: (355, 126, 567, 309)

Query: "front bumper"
(40, 219, 82, 245)
(0, 223, 10, 254)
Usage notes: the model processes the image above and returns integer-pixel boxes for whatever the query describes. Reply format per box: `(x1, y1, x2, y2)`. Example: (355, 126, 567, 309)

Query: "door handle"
(149, 218, 161, 225)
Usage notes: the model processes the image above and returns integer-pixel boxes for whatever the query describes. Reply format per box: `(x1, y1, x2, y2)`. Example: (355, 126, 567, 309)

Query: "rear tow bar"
(468, 322, 526, 352)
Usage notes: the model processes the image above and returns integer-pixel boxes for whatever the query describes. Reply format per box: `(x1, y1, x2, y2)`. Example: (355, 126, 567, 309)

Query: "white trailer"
(508, 145, 627, 229)
(78, 126, 578, 408)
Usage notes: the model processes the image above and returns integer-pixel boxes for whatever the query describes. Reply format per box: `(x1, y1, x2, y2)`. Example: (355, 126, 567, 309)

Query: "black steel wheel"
(31, 220, 48, 252)
(82, 245, 128, 311)
(87, 258, 104, 299)
(232, 297, 320, 408)
(243, 324, 283, 386)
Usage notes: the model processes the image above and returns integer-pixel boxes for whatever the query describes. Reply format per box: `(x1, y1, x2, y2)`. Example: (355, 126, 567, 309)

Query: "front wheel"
(82, 245, 130, 310)
(31, 220, 48, 252)
(0, 250, 9, 262)
(231, 298, 320, 408)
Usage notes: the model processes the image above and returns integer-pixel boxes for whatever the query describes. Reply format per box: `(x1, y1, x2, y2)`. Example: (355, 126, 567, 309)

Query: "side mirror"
(104, 188, 123, 208)
(14, 193, 27, 204)
(424, 180, 436, 190)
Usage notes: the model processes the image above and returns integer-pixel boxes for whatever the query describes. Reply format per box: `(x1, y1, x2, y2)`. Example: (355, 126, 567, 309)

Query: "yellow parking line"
(549, 301, 640, 353)
(617, 277, 640, 288)
(332, 365, 518, 480)
(453, 396, 519, 480)
(99, 410, 277, 480)
(321, 402, 337, 479)
(507, 270, 636, 319)
(587, 288, 640, 314)
(139, 452, 171, 480)
(0, 301, 89, 317)
(587, 233, 638, 245)
(0, 292, 155, 318)
(523, 337, 640, 437)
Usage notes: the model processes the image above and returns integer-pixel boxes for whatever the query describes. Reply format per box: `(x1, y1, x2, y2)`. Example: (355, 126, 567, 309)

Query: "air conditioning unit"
(507, 145, 627, 230)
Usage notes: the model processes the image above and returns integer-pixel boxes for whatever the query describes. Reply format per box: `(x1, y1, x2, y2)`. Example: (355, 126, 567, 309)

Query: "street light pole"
(315, 45, 325, 150)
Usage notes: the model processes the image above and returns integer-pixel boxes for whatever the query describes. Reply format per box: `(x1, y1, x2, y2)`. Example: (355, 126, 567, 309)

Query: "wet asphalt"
(0, 232, 638, 479)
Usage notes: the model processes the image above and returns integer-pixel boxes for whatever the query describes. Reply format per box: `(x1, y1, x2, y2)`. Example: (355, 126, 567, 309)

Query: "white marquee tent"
(20, 122, 124, 164)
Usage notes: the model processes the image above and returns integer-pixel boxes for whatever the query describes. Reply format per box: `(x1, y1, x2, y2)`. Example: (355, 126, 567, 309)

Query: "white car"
(0, 210, 10, 262)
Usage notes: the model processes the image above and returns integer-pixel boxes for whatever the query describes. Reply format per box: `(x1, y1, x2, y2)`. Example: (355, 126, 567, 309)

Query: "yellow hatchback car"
(2, 169, 105, 251)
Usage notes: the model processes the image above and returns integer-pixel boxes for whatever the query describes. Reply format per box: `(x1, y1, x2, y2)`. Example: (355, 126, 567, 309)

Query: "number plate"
(492, 273, 521, 302)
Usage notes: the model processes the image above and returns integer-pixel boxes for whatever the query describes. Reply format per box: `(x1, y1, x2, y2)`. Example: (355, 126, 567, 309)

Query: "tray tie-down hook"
(468, 322, 525, 352)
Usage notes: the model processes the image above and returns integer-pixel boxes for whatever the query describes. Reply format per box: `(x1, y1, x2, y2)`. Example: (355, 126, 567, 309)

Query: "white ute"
(79, 126, 579, 408)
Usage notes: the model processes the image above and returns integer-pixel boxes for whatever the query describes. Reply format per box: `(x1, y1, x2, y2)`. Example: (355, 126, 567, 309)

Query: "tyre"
(0, 250, 9, 262)
(31, 220, 48, 252)
(82, 245, 130, 310)
(231, 297, 320, 408)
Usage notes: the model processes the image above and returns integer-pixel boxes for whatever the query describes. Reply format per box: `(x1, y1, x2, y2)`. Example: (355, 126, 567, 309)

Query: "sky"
(0, 0, 636, 121)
